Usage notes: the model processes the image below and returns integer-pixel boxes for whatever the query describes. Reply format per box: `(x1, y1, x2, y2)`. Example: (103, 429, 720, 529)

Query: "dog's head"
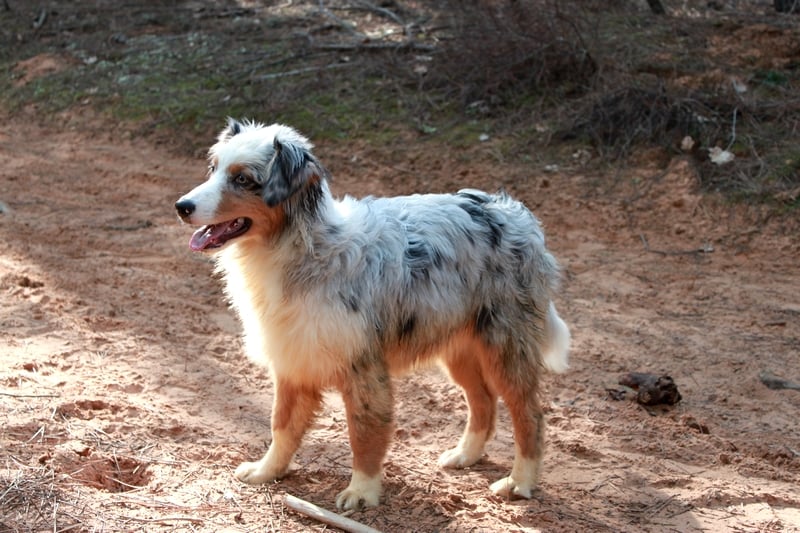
(175, 119, 329, 252)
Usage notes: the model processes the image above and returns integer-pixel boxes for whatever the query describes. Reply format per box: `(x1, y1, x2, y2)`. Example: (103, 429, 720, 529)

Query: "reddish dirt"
(1, 115, 799, 532)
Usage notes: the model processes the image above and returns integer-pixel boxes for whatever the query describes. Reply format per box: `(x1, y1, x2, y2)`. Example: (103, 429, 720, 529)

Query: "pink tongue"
(190, 222, 233, 251)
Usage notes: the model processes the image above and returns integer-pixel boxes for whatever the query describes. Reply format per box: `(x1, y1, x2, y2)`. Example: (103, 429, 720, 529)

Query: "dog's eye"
(234, 174, 249, 185)
(208, 164, 216, 174)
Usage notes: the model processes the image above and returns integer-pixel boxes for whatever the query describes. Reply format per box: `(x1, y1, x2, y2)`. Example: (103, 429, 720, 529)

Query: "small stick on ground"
(116, 515, 205, 525)
(283, 494, 382, 533)
(759, 371, 800, 391)
(640, 234, 714, 256)
(0, 391, 61, 398)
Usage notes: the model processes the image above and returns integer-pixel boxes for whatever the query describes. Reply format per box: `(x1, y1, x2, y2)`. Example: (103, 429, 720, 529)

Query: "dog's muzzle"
(175, 196, 253, 252)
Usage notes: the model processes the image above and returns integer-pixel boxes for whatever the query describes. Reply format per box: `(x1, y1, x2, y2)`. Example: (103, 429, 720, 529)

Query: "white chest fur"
(217, 243, 369, 387)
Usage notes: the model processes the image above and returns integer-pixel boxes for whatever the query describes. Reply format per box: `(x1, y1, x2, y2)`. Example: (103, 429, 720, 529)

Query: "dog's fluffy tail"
(541, 302, 570, 373)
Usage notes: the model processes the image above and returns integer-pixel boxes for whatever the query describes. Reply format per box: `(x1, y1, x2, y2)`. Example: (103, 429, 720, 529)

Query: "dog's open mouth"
(189, 217, 252, 251)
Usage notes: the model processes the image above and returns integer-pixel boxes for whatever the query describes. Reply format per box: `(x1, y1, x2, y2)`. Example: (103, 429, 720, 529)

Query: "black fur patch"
(263, 137, 329, 221)
(456, 197, 504, 248)
(282, 179, 325, 229)
(510, 246, 527, 263)
(456, 190, 490, 204)
(475, 305, 495, 334)
(399, 315, 416, 339)
(340, 291, 360, 313)
(228, 118, 243, 136)
(404, 238, 444, 280)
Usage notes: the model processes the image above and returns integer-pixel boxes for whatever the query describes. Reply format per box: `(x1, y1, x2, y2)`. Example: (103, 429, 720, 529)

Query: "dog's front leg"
(335, 355, 393, 510)
(235, 379, 322, 485)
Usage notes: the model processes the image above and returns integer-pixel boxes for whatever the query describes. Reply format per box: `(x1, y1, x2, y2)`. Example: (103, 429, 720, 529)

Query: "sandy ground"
(1, 115, 799, 532)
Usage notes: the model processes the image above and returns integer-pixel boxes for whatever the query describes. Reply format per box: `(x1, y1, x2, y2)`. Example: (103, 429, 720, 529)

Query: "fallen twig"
(640, 234, 714, 256)
(759, 371, 800, 391)
(312, 40, 435, 52)
(102, 221, 153, 232)
(116, 515, 205, 525)
(283, 494, 382, 533)
(253, 62, 359, 81)
(32, 7, 47, 30)
(0, 391, 61, 398)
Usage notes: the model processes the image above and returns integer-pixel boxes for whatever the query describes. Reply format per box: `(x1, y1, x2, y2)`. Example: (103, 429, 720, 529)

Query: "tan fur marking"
(214, 192, 287, 242)
(271, 380, 321, 433)
(444, 343, 497, 439)
(501, 393, 543, 460)
(251, 202, 286, 241)
(234, 379, 322, 485)
(226, 163, 253, 180)
(482, 354, 543, 462)
(339, 361, 393, 478)
(444, 326, 543, 467)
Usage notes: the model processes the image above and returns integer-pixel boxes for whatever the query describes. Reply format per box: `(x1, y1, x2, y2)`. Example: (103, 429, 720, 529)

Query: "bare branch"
(283, 494, 382, 533)
(311, 40, 435, 52)
(252, 61, 360, 81)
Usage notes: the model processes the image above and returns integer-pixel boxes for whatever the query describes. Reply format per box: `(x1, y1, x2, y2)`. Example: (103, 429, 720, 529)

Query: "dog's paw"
(234, 460, 284, 485)
(335, 472, 382, 511)
(438, 446, 482, 469)
(489, 476, 534, 499)
(438, 431, 485, 469)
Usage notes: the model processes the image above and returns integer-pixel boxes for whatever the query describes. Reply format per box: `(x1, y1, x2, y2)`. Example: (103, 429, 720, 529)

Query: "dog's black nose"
(175, 199, 196, 219)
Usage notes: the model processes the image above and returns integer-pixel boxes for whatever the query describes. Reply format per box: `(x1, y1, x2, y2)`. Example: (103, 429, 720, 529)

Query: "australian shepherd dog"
(175, 119, 570, 510)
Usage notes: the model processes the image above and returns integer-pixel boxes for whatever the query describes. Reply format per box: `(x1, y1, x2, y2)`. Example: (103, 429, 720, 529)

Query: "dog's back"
(304, 188, 563, 374)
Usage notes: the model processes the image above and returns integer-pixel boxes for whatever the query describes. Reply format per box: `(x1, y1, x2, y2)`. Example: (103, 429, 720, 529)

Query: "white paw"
(335, 471, 382, 510)
(234, 460, 285, 485)
(438, 431, 485, 469)
(438, 447, 481, 469)
(490, 476, 533, 499)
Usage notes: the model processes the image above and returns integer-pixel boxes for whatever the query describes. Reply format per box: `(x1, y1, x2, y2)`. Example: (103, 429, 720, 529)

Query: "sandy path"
(1, 120, 799, 532)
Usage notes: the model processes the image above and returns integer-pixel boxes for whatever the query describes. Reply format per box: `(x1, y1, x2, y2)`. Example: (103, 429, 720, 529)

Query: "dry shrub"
(564, 84, 800, 198)
(426, 0, 599, 106)
(562, 86, 729, 158)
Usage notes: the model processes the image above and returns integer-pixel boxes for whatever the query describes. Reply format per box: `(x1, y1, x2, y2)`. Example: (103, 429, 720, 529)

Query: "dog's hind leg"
(438, 346, 497, 469)
(335, 355, 393, 511)
(486, 354, 544, 499)
(235, 379, 322, 485)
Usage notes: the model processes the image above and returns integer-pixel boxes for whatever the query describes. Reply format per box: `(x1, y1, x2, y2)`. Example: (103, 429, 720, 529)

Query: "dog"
(175, 119, 570, 510)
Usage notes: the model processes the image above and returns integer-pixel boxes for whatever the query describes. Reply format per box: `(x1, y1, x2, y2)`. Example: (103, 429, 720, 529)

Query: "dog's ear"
(217, 117, 244, 143)
(262, 136, 327, 207)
